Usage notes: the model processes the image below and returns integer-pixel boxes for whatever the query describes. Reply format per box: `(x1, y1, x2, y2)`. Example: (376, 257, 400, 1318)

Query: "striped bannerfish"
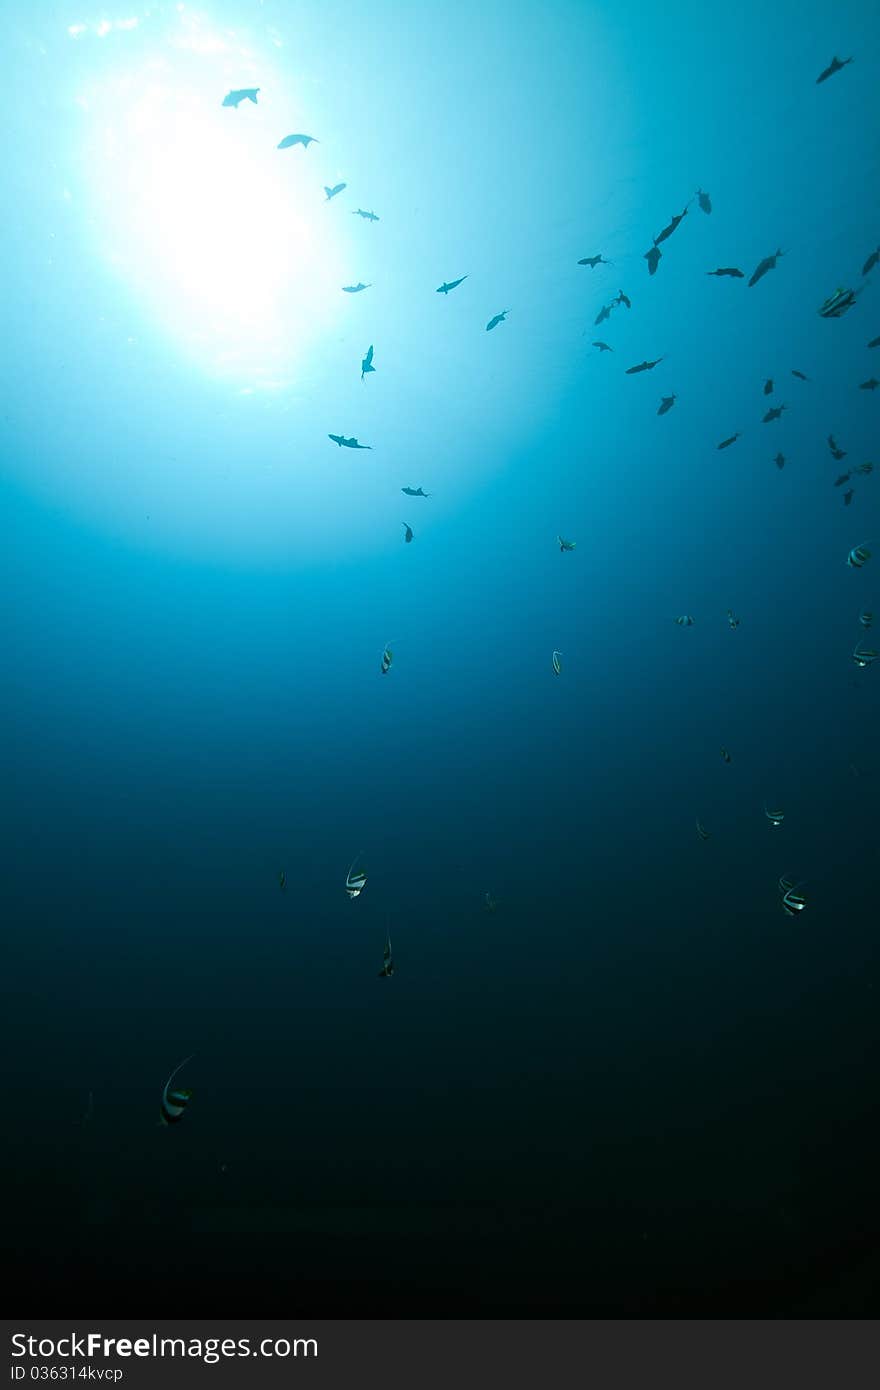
(696, 819, 710, 840)
(160, 1056, 194, 1127)
(727, 610, 741, 629)
(674, 615, 695, 626)
(380, 642, 394, 674)
(720, 747, 732, 763)
(557, 536, 576, 552)
(552, 649, 562, 675)
(378, 935, 394, 978)
(345, 855, 367, 899)
(859, 610, 873, 629)
(779, 877, 806, 916)
(852, 643, 879, 668)
(853, 462, 873, 476)
(847, 544, 871, 569)
(764, 805, 785, 827)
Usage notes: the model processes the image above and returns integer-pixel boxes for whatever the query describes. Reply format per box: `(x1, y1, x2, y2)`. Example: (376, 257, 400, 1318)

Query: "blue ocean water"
(2, 0, 879, 1314)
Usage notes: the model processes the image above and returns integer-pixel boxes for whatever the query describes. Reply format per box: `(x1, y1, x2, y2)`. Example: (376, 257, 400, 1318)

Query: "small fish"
(486, 310, 509, 331)
(844, 488, 854, 506)
(160, 1056, 194, 1127)
(720, 747, 732, 763)
(342, 282, 371, 293)
(717, 432, 741, 450)
(696, 188, 712, 215)
(328, 434, 372, 449)
(345, 854, 367, 897)
(764, 805, 785, 827)
(361, 344, 375, 380)
(861, 248, 880, 277)
(279, 870, 286, 891)
(594, 302, 613, 325)
(870, 336, 880, 349)
(696, 819, 710, 840)
(222, 88, 259, 108)
(552, 649, 562, 675)
(644, 246, 662, 276)
(818, 287, 858, 318)
(853, 462, 874, 476)
(847, 544, 871, 569)
(657, 393, 677, 415)
(780, 879, 806, 916)
(592, 341, 613, 352)
(378, 935, 394, 978)
(578, 255, 611, 268)
(859, 378, 879, 391)
(626, 358, 663, 374)
(436, 276, 468, 294)
(324, 183, 347, 201)
(674, 615, 695, 626)
(615, 290, 632, 309)
(380, 642, 394, 675)
(762, 404, 785, 423)
(763, 379, 774, 396)
(484, 892, 498, 913)
(834, 472, 851, 487)
(859, 609, 873, 629)
(352, 208, 379, 221)
(557, 536, 576, 552)
(707, 267, 744, 278)
(654, 208, 688, 246)
(277, 133, 318, 149)
(852, 643, 879, 668)
(402, 522, 413, 543)
(727, 610, 741, 629)
(791, 369, 809, 381)
(402, 486, 429, 497)
(749, 249, 783, 288)
(816, 55, 852, 84)
(828, 435, 846, 460)
(774, 453, 785, 470)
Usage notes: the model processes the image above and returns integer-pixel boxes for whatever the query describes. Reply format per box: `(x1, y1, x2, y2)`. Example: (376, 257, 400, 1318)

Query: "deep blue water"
(2, 0, 879, 1315)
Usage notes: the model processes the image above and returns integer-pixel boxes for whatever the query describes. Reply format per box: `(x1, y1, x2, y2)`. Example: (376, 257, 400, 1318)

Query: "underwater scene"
(2, 0, 879, 1316)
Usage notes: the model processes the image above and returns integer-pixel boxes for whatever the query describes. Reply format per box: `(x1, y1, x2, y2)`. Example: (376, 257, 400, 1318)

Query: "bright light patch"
(77, 17, 346, 388)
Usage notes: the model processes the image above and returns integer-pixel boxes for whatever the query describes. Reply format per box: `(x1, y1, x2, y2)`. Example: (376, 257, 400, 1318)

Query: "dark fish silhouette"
(486, 311, 509, 331)
(861, 247, 879, 277)
(833, 472, 851, 486)
(869, 336, 880, 349)
(402, 486, 429, 497)
(720, 747, 732, 763)
(578, 255, 611, 268)
(324, 183, 346, 201)
(818, 287, 858, 318)
(402, 522, 413, 543)
(378, 935, 394, 978)
(791, 369, 809, 380)
(592, 341, 613, 352)
(657, 393, 677, 415)
(352, 208, 379, 221)
(763, 378, 773, 395)
(762, 403, 785, 423)
(654, 208, 688, 246)
(828, 435, 846, 460)
(436, 276, 468, 294)
(696, 188, 712, 214)
(595, 303, 612, 325)
(644, 246, 662, 276)
(816, 55, 852, 84)
(717, 433, 741, 450)
(626, 358, 663, 374)
(328, 434, 372, 449)
(222, 88, 259, 107)
(749, 249, 783, 287)
(615, 290, 632, 309)
(844, 488, 854, 506)
(707, 267, 744, 278)
(342, 283, 371, 293)
(859, 377, 879, 391)
(361, 344, 375, 380)
(278, 133, 317, 149)
(774, 453, 785, 470)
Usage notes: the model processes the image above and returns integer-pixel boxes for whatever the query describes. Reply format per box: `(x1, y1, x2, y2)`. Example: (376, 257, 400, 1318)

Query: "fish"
(763, 379, 774, 396)
(859, 378, 879, 391)
(696, 189, 712, 215)
(717, 433, 741, 450)
(720, 747, 732, 763)
(360, 344, 375, 380)
(774, 453, 785, 470)
(345, 855, 367, 897)
(552, 650, 562, 675)
(324, 183, 347, 201)
(727, 610, 741, 629)
(862, 247, 880, 277)
(328, 434, 372, 449)
(644, 246, 662, 276)
(378, 935, 394, 978)
(847, 544, 871, 569)
(222, 88, 259, 107)
(436, 276, 468, 294)
(852, 643, 879, 668)
(402, 486, 429, 497)
(352, 208, 380, 221)
(707, 267, 744, 278)
(859, 610, 873, 628)
(626, 358, 663, 374)
(615, 290, 632, 309)
(834, 472, 851, 487)
(674, 615, 695, 626)
(592, 341, 613, 352)
(853, 463, 874, 476)
(870, 337, 880, 349)
(484, 892, 498, 913)
(578, 255, 611, 268)
(844, 488, 854, 506)
(818, 287, 858, 318)
(279, 870, 286, 891)
(486, 310, 509, 331)
(160, 1056, 194, 1127)
(594, 303, 613, 325)
(654, 208, 688, 246)
(762, 403, 786, 423)
(557, 536, 576, 552)
(657, 393, 677, 415)
(816, 55, 852, 83)
(779, 879, 806, 916)
(402, 522, 413, 544)
(380, 642, 394, 675)
(828, 435, 846, 460)
(342, 283, 371, 293)
(696, 819, 710, 840)
(791, 369, 809, 380)
(277, 133, 318, 149)
(764, 805, 785, 827)
(748, 250, 783, 287)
